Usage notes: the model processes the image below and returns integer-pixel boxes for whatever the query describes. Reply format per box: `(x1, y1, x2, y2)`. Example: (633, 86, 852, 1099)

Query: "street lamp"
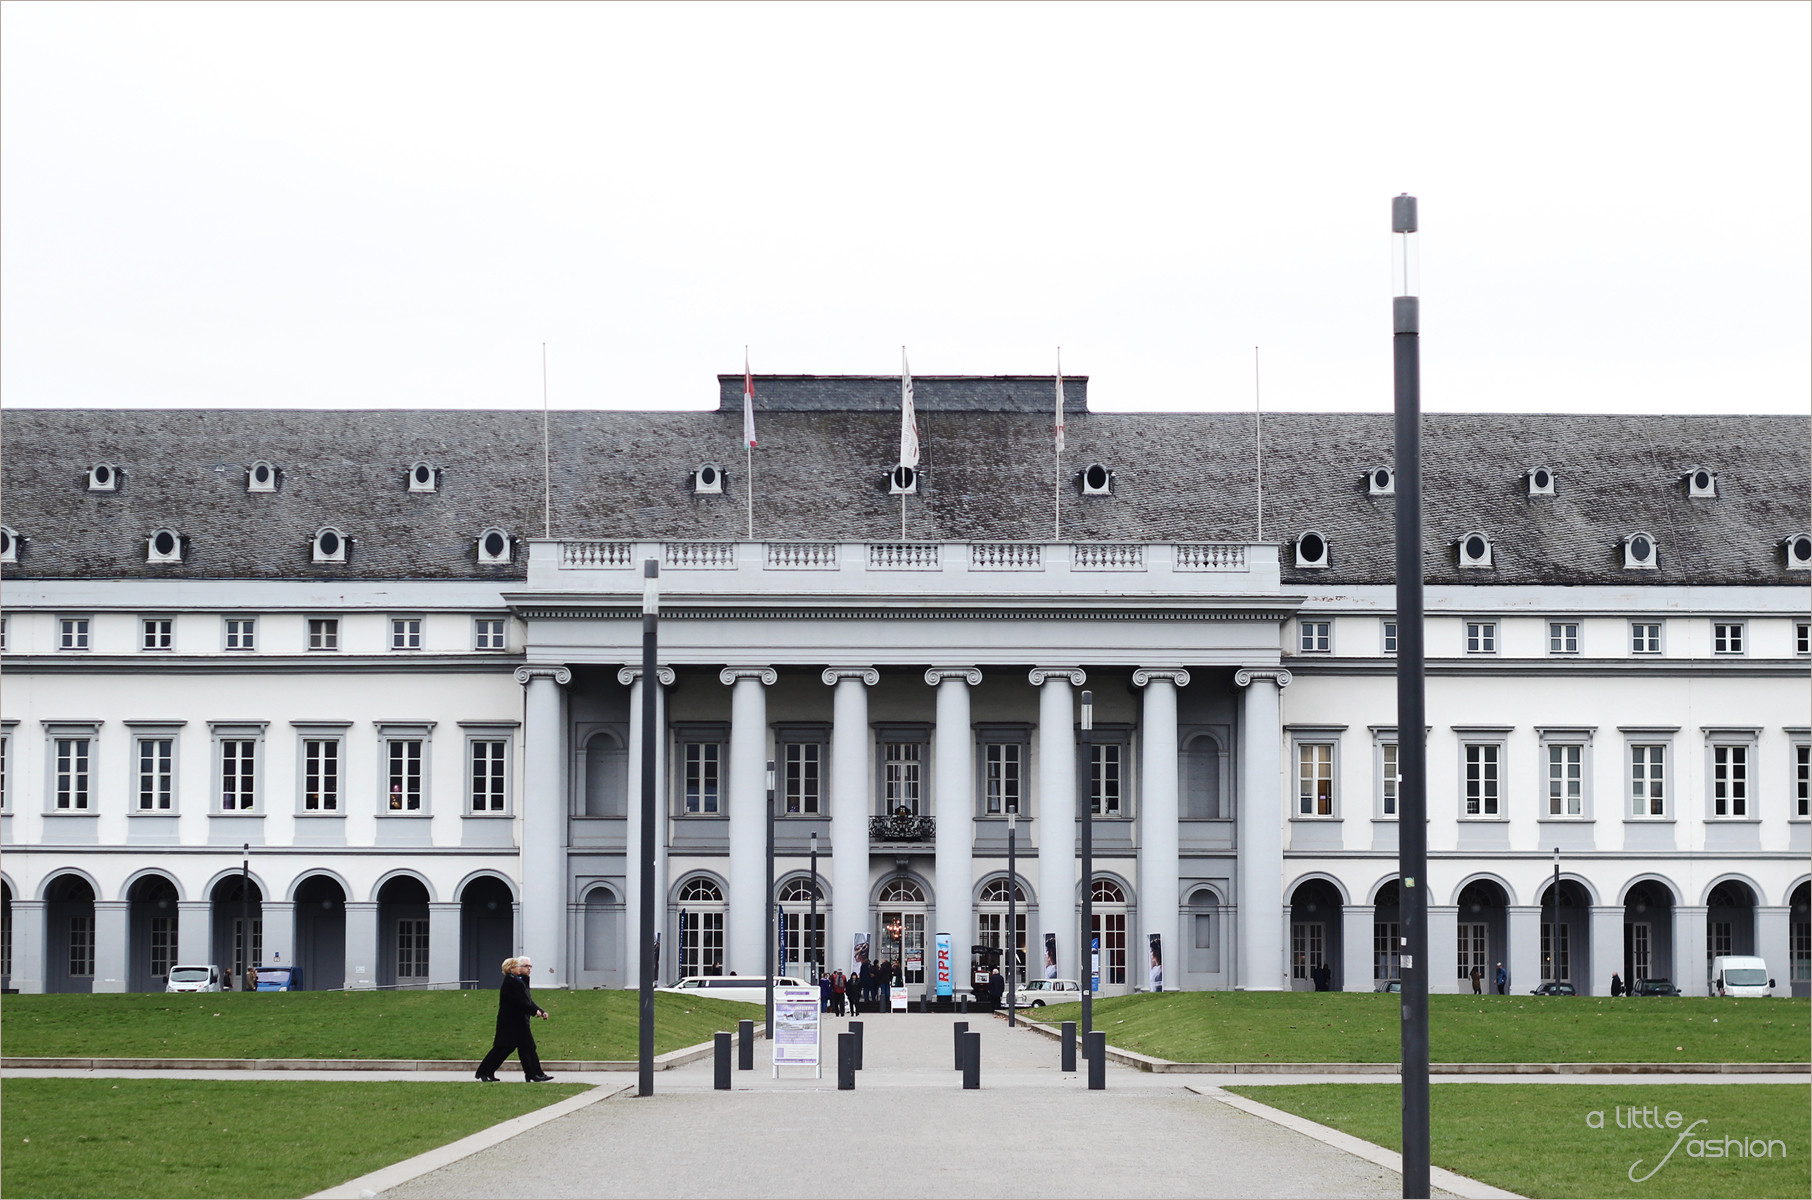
(1007, 812, 1018, 1027)
(638, 559, 660, 1097)
(1079, 689, 1094, 1037)
(240, 843, 252, 991)
(765, 758, 776, 1036)
(1549, 847, 1561, 987)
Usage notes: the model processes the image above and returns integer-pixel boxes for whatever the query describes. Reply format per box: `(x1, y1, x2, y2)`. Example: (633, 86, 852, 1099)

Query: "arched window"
(1183, 734, 1222, 819)
(777, 878, 824, 972)
(979, 879, 1026, 904)
(582, 886, 619, 974)
(779, 879, 820, 903)
(676, 878, 725, 977)
(679, 878, 722, 903)
(1090, 879, 1125, 904)
(1088, 879, 1127, 985)
(1187, 887, 1222, 974)
(879, 879, 924, 904)
(877, 879, 926, 985)
(977, 877, 1028, 985)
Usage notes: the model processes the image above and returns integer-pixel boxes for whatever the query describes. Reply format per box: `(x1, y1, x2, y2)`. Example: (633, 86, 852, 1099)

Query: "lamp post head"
(810, 831, 817, 852)
(1007, 812, 1017, 833)
(1079, 689, 1093, 731)
(642, 559, 660, 615)
(1392, 193, 1419, 332)
(766, 760, 775, 792)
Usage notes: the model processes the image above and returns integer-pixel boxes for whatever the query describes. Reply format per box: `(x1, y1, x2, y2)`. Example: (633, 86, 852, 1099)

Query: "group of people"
(475, 955, 555, 1082)
(817, 959, 901, 1014)
(1466, 963, 1511, 994)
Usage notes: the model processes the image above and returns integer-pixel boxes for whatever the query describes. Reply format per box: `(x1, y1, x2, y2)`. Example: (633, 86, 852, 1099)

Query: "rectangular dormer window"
(1631, 621, 1662, 655)
(1548, 622, 1580, 655)
(1299, 620, 1331, 653)
(224, 618, 256, 651)
(1381, 620, 1398, 655)
(391, 617, 423, 651)
(308, 618, 339, 651)
(474, 618, 506, 651)
(1465, 621, 1497, 654)
(60, 617, 91, 651)
(142, 618, 173, 651)
(1713, 622, 1745, 655)
(1797, 621, 1810, 657)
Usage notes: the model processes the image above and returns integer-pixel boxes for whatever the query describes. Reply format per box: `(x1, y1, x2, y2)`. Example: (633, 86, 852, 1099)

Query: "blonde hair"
(501, 956, 519, 974)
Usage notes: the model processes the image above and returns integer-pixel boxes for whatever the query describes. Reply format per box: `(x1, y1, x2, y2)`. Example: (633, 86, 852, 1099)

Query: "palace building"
(1, 377, 1807, 998)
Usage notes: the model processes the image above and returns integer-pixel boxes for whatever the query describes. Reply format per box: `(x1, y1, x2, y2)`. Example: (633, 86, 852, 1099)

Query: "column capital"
(1235, 667, 1293, 689)
(924, 667, 982, 686)
(719, 666, 778, 687)
(514, 665, 573, 686)
(1028, 666, 1086, 687)
(1133, 668, 1191, 688)
(821, 667, 880, 687)
(616, 665, 676, 687)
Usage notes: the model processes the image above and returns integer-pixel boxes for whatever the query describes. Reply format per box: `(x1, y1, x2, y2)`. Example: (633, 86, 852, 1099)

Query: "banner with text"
(935, 932, 953, 996)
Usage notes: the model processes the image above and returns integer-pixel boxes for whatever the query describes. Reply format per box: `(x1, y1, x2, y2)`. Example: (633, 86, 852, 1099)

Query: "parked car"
(656, 976, 803, 1005)
(1630, 978, 1679, 997)
(165, 964, 222, 993)
(1375, 979, 1402, 994)
(1529, 981, 1577, 996)
(1010, 979, 1081, 1008)
(253, 965, 300, 992)
(1709, 956, 1774, 998)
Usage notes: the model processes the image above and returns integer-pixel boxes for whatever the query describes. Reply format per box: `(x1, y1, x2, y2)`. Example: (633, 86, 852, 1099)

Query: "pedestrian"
(1493, 962, 1507, 995)
(832, 970, 846, 1016)
(247, 965, 260, 992)
(475, 955, 554, 1082)
(1469, 965, 1483, 995)
(819, 971, 832, 1013)
(1610, 972, 1624, 997)
(987, 967, 1005, 1009)
(857, 959, 873, 1012)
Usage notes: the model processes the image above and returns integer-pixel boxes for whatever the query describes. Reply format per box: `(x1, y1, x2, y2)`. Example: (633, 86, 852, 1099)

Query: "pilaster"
(344, 900, 379, 988)
(1674, 905, 1708, 995)
(515, 664, 572, 985)
(721, 667, 777, 977)
(92, 900, 130, 993)
(1235, 667, 1291, 989)
(9, 900, 46, 992)
(1342, 903, 1376, 992)
(1133, 668, 1188, 988)
(927, 668, 982, 957)
(824, 668, 879, 972)
(1030, 667, 1084, 980)
(619, 665, 675, 985)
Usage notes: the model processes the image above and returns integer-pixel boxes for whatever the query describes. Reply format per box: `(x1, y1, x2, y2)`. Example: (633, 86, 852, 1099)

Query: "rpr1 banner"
(935, 932, 953, 996)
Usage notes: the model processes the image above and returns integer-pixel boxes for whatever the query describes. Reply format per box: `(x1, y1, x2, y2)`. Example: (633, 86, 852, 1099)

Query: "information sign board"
(772, 985, 820, 1077)
(935, 932, 953, 996)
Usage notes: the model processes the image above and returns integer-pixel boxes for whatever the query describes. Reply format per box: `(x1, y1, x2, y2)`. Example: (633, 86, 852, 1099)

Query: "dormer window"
(890, 465, 918, 495)
(1081, 463, 1113, 495)
(1526, 467, 1555, 497)
(88, 463, 119, 492)
(1367, 467, 1395, 497)
(247, 461, 277, 493)
(312, 527, 348, 564)
(1685, 467, 1717, 498)
(1294, 531, 1330, 569)
(408, 462, 439, 493)
(1784, 534, 1812, 571)
(693, 464, 724, 495)
(1458, 531, 1493, 569)
(146, 529, 183, 564)
(476, 528, 512, 565)
(1623, 531, 1658, 570)
(0, 526, 17, 564)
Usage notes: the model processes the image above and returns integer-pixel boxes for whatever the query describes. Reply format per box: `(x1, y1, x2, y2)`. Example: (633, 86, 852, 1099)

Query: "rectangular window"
(0, 615, 8, 652)
(1711, 921, 1732, 959)
(984, 743, 1022, 815)
(224, 618, 256, 650)
(1796, 744, 1810, 819)
(783, 742, 820, 814)
(1299, 620, 1331, 653)
(1297, 743, 1334, 817)
(149, 916, 175, 980)
(684, 742, 720, 814)
(303, 739, 340, 812)
(883, 742, 922, 814)
(69, 915, 95, 977)
(1090, 743, 1123, 815)
(1290, 922, 1324, 980)
(1797, 621, 1810, 657)
(396, 919, 430, 980)
(1629, 745, 1666, 817)
(387, 740, 424, 811)
(55, 737, 91, 810)
(1373, 921, 1401, 981)
(1630, 923, 1652, 980)
(1457, 922, 1487, 981)
(220, 740, 256, 810)
(1713, 622, 1744, 655)
(142, 618, 173, 651)
(0, 733, 9, 812)
(1791, 920, 1810, 982)
(1712, 744, 1748, 817)
(1382, 621, 1398, 655)
(1380, 742, 1398, 817)
(1465, 621, 1497, 654)
(473, 618, 507, 650)
(1541, 921, 1570, 982)
(470, 740, 507, 813)
(307, 618, 339, 651)
(60, 617, 90, 650)
(1631, 622, 1662, 654)
(1548, 622, 1580, 654)
(1464, 743, 1500, 817)
(230, 918, 263, 977)
(390, 618, 423, 650)
(136, 738, 174, 811)
(1546, 744, 1583, 817)
(680, 911, 725, 978)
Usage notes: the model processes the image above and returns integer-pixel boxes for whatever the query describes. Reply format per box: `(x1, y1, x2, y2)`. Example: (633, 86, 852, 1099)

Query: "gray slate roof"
(2, 394, 1806, 586)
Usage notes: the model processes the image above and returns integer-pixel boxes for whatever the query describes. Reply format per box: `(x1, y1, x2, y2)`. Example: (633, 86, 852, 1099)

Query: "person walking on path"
(476, 955, 554, 1082)
(1493, 962, 1508, 995)
(1469, 965, 1483, 994)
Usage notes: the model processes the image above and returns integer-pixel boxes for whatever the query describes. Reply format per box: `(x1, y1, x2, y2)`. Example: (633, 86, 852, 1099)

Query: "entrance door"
(1458, 922, 1487, 987)
(879, 912, 926, 985)
(1625, 922, 1651, 982)
(1291, 922, 1325, 989)
(1088, 880, 1129, 995)
(231, 918, 263, 983)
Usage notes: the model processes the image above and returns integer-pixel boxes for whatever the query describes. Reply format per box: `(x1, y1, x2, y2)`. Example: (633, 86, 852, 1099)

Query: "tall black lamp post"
(1078, 689, 1094, 1037)
(1007, 812, 1018, 1027)
(241, 843, 252, 989)
(637, 560, 659, 1097)
(765, 759, 776, 1036)
(1549, 848, 1561, 986)
(809, 832, 820, 980)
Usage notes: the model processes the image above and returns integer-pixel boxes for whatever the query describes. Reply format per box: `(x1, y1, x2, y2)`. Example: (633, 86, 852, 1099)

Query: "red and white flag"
(1055, 349, 1066, 454)
(900, 348, 920, 469)
(743, 350, 757, 449)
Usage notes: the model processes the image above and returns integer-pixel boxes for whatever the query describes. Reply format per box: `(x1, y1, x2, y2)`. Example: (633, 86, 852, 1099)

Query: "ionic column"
(928, 669, 982, 959)
(1235, 667, 1291, 990)
(620, 665, 675, 986)
(1134, 669, 1189, 990)
(428, 901, 461, 988)
(93, 900, 130, 993)
(721, 667, 777, 978)
(824, 668, 879, 973)
(1674, 905, 1708, 995)
(344, 900, 379, 988)
(1031, 667, 1085, 981)
(515, 665, 572, 986)
(9, 900, 46, 992)
(1342, 903, 1376, 992)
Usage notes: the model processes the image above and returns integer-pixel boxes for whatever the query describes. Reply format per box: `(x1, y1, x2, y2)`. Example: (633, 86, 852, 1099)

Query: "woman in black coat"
(475, 956, 553, 1081)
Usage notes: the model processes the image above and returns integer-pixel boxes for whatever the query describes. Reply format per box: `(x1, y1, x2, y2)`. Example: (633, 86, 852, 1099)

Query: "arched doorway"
(1456, 879, 1509, 993)
(461, 876, 515, 989)
(1184, 886, 1225, 989)
(1790, 881, 1809, 998)
(127, 875, 180, 992)
(675, 877, 726, 978)
(1088, 878, 1131, 995)
(1622, 880, 1676, 987)
(1371, 881, 1401, 987)
(977, 876, 1028, 987)
(579, 884, 622, 987)
(1706, 880, 1758, 988)
(777, 877, 823, 980)
(210, 875, 262, 989)
(2, 881, 13, 990)
(45, 874, 96, 994)
(377, 876, 430, 988)
(294, 875, 346, 990)
(1288, 878, 1342, 991)
(877, 877, 927, 987)
(583, 732, 626, 816)
(1536, 878, 1591, 992)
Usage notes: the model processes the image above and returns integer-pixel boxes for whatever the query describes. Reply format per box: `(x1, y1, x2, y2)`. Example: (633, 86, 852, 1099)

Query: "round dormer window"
(483, 531, 507, 558)
(94, 465, 112, 486)
(1084, 463, 1109, 491)
(892, 465, 916, 491)
(1630, 534, 1652, 560)
(414, 464, 433, 487)
(253, 464, 271, 486)
(1299, 532, 1326, 562)
(1373, 468, 1391, 490)
(700, 465, 718, 488)
(1532, 468, 1551, 490)
(1464, 534, 1488, 561)
(318, 530, 341, 557)
(1693, 469, 1712, 492)
(1791, 535, 1811, 564)
(153, 530, 177, 557)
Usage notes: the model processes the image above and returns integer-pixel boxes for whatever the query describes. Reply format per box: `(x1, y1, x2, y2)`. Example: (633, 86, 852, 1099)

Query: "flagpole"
(1254, 346, 1265, 543)
(744, 347, 757, 541)
(541, 342, 551, 540)
(1054, 348, 1064, 542)
(747, 441, 754, 541)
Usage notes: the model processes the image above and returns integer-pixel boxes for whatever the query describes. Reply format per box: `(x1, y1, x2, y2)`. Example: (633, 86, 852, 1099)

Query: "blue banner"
(935, 932, 953, 996)
(1090, 935, 1101, 993)
(777, 903, 787, 978)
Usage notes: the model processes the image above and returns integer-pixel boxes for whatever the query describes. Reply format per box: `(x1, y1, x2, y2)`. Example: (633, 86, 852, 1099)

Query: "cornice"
(925, 667, 984, 686)
(1, 654, 525, 676)
(1282, 658, 1812, 679)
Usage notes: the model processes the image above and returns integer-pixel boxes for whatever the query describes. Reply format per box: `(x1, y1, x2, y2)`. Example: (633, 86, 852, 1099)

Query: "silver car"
(1010, 978, 1081, 1008)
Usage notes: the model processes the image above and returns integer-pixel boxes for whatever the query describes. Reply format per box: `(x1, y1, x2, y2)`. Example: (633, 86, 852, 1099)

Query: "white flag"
(1055, 350, 1065, 454)
(743, 350, 757, 449)
(900, 348, 920, 469)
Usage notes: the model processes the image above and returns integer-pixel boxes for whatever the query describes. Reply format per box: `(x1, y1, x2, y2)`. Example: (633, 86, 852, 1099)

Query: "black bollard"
(837, 1032, 856, 1090)
(1061, 1020, 1077, 1072)
(714, 1032, 732, 1090)
(953, 1020, 969, 1069)
(1086, 1030, 1106, 1090)
(849, 1019, 864, 1070)
(961, 994, 970, 1014)
(737, 1019, 754, 1071)
(962, 1030, 981, 1090)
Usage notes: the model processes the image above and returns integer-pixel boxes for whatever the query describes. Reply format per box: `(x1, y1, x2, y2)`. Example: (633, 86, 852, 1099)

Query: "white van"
(657, 976, 803, 1005)
(1709, 956, 1774, 998)
(165, 964, 222, 993)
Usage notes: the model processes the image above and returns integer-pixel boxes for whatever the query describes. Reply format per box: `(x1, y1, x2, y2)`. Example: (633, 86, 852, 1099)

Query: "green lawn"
(1, 989, 763, 1061)
(1226, 1082, 1810, 1199)
(0, 1078, 590, 1199)
(1030, 991, 1810, 1063)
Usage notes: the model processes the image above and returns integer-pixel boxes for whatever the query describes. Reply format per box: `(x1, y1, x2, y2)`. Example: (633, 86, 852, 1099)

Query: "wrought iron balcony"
(870, 814, 935, 843)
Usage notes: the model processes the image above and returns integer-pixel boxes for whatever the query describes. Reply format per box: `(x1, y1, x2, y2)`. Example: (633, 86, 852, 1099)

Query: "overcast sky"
(3, 1, 1807, 415)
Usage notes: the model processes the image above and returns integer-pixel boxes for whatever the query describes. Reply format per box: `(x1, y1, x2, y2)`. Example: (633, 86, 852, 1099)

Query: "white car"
(1009, 978, 1081, 1008)
(165, 964, 222, 993)
(1709, 956, 1774, 998)
(656, 976, 803, 1005)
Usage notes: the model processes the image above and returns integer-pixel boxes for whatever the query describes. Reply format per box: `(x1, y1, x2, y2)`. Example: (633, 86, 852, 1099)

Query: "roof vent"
(1784, 534, 1812, 571)
(1458, 531, 1493, 569)
(146, 529, 183, 564)
(1623, 531, 1658, 570)
(88, 463, 119, 492)
(0, 526, 17, 564)
(247, 461, 277, 493)
(889, 465, 918, 495)
(408, 462, 439, 493)
(693, 464, 724, 495)
(1294, 530, 1330, 569)
(1526, 467, 1555, 497)
(1081, 463, 1113, 495)
(1684, 467, 1717, 498)
(476, 528, 512, 565)
(1366, 467, 1395, 497)
(312, 526, 349, 564)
